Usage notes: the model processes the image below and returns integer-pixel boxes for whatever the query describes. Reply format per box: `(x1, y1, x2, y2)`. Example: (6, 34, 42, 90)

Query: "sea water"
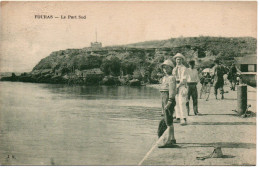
(0, 82, 162, 165)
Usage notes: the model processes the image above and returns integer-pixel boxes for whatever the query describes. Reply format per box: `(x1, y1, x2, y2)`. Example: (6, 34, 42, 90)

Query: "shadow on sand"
(177, 142, 256, 149)
(189, 122, 256, 126)
(221, 155, 236, 158)
(221, 98, 237, 101)
(194, 113, 236, 116)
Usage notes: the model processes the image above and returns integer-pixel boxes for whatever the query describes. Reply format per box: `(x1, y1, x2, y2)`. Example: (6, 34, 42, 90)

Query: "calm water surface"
(0, 82, 162, 165)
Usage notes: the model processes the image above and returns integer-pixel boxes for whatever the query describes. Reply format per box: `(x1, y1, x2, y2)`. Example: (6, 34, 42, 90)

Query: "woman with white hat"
(172, 53, 188, 125)
(158, 59, 177, 147)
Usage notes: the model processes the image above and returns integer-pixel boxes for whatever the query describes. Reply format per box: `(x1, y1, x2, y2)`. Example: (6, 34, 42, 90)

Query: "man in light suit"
(172, 53, 188, 125)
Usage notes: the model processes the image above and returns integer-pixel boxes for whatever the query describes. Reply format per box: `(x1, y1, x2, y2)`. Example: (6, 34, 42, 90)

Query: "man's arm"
(180, 67, 187, 86)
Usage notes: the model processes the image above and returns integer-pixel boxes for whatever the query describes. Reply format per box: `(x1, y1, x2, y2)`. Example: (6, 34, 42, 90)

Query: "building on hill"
(235, 55, 257, 72)
(234, 54, 257, 87)
(91, 42, 102, 49)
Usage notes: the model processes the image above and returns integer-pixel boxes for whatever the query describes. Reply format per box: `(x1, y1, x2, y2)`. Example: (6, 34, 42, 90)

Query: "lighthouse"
(91, 29, 102, 49)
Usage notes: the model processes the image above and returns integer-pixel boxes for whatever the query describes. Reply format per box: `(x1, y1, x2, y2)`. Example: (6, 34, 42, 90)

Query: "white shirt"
(186, 68, 200, 83)
(172, 64, 187, 83)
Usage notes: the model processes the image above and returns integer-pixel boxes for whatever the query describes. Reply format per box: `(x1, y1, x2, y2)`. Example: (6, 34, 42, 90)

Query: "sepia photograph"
(0, 0, 257, 166)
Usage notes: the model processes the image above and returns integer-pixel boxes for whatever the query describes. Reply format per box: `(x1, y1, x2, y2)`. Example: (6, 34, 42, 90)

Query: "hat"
(173, 53, 185, 61)
(161, 59, 174, 68)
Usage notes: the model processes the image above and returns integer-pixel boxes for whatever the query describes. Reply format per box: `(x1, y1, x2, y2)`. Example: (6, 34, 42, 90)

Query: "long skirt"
(175, 86, 188, 119)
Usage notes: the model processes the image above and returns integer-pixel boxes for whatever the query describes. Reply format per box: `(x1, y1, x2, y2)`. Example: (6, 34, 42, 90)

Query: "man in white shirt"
(172, 53, 188, 125)
(186, 60, 200, 115)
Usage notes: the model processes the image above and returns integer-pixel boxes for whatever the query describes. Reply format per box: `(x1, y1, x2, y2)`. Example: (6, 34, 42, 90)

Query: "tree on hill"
(101, 57, 121, 76)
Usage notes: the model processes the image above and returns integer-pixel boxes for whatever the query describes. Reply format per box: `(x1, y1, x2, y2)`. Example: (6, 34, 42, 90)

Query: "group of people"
(158, 53, 200, 147)
(199, 60, 240, 100)
(158, 53, 234, 148)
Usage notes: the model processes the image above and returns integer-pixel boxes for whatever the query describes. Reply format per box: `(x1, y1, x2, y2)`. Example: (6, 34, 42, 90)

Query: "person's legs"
(214, 85, 218, 99)
(192, 85, 198, 114)
(175, 93, 180, 120)
(168, 125, 175, 142)
(218, 78, 225, 99)
(200, 83, 204, 99)
(160, 96, 176, 147)
(168, 100, 176, 142)
(205, 83, 211, 101)
(158, 124, 176, 148)
(179, 95, 185, 120)
(186, 85, 191, 116)
(165, 119, 175, 144)
(232, 78, 236, 90)
(179, 86, 188, 125)
(230, 79, 233, 90)
(220, 85, 224, 99)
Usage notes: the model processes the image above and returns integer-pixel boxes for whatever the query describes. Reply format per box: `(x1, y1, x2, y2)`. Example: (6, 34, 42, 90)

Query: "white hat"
(173, 53, 185, 61)
(161, 59, 174, 68)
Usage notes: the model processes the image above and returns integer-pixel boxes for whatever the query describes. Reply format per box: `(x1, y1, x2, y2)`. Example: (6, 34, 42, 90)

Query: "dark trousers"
(186, 83, 198, 115)
(229, 77, 237, 91)
(214, 84, 224, 95)
(230, 80, 236, 90)
(214, 77, 224, 95)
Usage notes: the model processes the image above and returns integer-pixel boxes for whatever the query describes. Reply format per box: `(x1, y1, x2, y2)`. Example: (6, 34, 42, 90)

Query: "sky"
(0, 1, 257, 72)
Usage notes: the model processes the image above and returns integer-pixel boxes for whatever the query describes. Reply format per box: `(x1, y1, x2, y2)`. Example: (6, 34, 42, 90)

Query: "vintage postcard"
(0, 0, 257, 166)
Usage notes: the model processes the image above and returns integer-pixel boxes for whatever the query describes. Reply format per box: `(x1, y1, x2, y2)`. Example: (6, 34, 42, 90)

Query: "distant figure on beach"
(227, 63, 238, 91)
(186, 60, 200, 115)
(212, 59, 225, 99)
(172, 53, 188, 125)
(199, 72, 212, 100)
(158, 59, 177, 147)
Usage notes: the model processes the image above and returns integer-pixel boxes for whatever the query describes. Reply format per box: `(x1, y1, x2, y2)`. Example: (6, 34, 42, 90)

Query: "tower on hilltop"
(91, 29, 102, 49)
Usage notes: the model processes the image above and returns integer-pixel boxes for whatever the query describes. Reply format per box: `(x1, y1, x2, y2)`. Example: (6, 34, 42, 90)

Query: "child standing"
(158, 59, 177, 148)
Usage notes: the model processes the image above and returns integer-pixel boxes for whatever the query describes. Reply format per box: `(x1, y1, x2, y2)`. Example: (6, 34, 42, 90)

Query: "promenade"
(141, 84, 256, 166)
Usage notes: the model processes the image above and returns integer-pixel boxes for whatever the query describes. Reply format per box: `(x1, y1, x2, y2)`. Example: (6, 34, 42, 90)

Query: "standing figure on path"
(186, 60, 200, 115)
(158, 59, 177, 147)
(228, 63, 238, 91)
(199, 72, 212, 101)
(172, 53, 188, 125)
(212, 59, 225, 100)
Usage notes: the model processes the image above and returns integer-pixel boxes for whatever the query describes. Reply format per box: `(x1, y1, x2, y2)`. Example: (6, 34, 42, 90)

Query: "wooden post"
(237, 85, 247, 115)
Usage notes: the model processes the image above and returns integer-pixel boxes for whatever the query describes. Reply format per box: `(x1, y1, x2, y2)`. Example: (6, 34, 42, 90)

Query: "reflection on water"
(43, 84, 161, 100)
(0, 82, 162, 165)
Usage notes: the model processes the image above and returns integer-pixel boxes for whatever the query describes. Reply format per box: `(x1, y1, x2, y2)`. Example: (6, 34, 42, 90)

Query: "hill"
(120, 36, 256, 59)
(1, 36, 257, 85)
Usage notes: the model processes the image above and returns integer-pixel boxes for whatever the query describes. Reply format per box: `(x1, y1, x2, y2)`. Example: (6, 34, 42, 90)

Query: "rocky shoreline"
(0, 72, 155, 87)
